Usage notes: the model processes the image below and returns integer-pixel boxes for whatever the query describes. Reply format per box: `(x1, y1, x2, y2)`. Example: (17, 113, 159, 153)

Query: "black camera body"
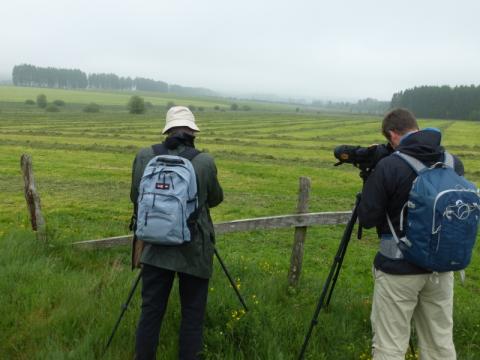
(333, 143, 393, 179)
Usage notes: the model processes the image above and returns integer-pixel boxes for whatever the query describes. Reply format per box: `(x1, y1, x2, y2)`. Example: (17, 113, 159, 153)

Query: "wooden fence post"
(288, 176, 311, 287)
(21, 154, 47, 242)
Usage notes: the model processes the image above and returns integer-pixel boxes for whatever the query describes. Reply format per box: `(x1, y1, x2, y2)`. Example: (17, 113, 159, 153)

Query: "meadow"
(0, 86, 479, 359)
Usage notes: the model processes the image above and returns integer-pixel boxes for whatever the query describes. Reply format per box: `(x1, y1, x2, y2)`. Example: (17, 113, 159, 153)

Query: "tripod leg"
(298, 195, 361, 360)
(325, 202, 359, 307)
(104, 269, 143, 355)
(214, 247, 249, 312)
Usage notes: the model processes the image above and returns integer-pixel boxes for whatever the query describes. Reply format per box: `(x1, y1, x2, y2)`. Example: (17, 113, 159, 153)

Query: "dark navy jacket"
(358, 129, 464, 274)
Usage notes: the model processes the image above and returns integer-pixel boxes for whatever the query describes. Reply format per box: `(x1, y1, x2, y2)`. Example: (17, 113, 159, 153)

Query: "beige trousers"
(371, 270, 456, 360)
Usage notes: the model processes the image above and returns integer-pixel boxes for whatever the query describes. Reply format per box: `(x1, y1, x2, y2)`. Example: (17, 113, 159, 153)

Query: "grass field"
(1, 86, 479, 359)
(0, 86, 298, 112)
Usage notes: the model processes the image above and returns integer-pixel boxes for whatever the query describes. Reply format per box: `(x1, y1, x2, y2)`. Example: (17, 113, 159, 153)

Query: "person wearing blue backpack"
(358, 108, 479, 360)
(130, 106, 223, 360)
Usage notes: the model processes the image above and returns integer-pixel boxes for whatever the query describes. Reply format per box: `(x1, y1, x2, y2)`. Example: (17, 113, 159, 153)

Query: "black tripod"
(214, 248, 249, 312)
(104, 268, 144, 354)
(298, 193, 361, 360)
(298, 194, 415, 359)
(103, 246, 248, 355)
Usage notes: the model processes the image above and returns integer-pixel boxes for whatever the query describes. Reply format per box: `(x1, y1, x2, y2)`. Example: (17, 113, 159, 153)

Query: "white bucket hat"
(162, 106, 200, 134)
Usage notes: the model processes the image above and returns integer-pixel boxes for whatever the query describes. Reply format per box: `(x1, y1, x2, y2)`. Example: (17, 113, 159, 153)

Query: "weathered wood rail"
(73, 211, 352, 249)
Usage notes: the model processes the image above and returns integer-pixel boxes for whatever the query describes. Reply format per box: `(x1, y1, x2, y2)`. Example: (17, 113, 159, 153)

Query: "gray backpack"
(135, 144, 200, 245)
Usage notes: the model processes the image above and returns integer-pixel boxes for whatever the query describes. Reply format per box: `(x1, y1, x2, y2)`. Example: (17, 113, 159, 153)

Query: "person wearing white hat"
(163, 106, 200, 134)
(130, 106, 223, 360)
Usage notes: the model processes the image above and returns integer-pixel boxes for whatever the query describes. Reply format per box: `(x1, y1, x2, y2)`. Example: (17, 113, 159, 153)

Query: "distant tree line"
(134, 77, 168, 92)
(312, 98, 389, 115)
(391, 85, 480, 120)
(169, 84, 216, 97)
(88, 73, 135, 90)
(12, 64, 215, 97)
(13, 64, 88, 88)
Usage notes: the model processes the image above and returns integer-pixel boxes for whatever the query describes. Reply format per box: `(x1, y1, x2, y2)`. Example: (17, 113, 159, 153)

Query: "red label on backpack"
(155, 183, 170, 190)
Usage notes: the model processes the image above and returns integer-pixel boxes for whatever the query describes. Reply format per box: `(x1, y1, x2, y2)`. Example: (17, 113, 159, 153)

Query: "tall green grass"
(1, 86, 479, 359)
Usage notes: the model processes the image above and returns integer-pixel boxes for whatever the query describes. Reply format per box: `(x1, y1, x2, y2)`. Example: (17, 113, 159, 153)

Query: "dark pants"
(135, 264, 209, 360)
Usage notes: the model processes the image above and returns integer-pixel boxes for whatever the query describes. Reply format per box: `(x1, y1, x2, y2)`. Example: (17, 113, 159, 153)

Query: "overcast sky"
(2, 0, 480, 100)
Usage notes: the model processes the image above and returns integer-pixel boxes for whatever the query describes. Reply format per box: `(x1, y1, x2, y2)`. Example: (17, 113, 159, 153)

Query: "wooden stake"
(21, 154, 47, 242)
(288, 176, 311, 287)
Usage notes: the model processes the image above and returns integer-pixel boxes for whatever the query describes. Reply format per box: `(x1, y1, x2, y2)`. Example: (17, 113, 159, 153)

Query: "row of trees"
(134, 77, 168, 92)
(13, 64, 88, 88)
(390, 85, 480, 120)
(88, 73, 135, 90)
(83, 74, 170, 92)
(12, 64, 215, 96)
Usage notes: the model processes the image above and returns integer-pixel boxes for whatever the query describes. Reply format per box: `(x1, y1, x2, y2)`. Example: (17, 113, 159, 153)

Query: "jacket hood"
(397, 128, 444, 163)
(164, 131, 196, 150)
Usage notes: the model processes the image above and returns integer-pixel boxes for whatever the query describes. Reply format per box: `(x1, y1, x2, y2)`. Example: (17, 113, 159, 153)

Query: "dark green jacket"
(130, 144, 223, 279)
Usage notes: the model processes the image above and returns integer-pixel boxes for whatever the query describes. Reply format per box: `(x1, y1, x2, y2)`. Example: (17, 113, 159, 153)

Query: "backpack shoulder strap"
(180, 147, 202, 223)
(179, 147, 201, 161)
(152, 143, 167, 156)
(443, 151, 454, 168)
(394, 151, 426, 174)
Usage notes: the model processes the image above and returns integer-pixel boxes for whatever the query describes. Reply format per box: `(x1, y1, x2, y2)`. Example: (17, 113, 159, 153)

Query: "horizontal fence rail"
(73, 211, 352, 249)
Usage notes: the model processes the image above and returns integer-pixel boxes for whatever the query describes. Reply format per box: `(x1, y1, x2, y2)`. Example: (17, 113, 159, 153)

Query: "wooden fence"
(21, 155, 352, 287)
(72, 213, 351, 249)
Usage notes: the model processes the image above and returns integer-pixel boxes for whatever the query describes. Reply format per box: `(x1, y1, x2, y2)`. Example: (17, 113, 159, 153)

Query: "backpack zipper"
(180, 201, 185, 240)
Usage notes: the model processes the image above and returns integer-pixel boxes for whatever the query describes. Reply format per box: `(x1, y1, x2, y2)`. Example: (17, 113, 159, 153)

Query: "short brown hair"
(382, 108, 419, 140)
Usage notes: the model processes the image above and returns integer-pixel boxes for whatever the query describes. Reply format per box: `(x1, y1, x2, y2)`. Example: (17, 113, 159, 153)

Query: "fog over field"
(2, 0, 480, 100)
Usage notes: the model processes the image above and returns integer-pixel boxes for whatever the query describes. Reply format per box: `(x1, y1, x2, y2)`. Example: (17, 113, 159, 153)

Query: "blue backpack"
(387, 151, 480, 271)
(135, 145, 199, 246)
